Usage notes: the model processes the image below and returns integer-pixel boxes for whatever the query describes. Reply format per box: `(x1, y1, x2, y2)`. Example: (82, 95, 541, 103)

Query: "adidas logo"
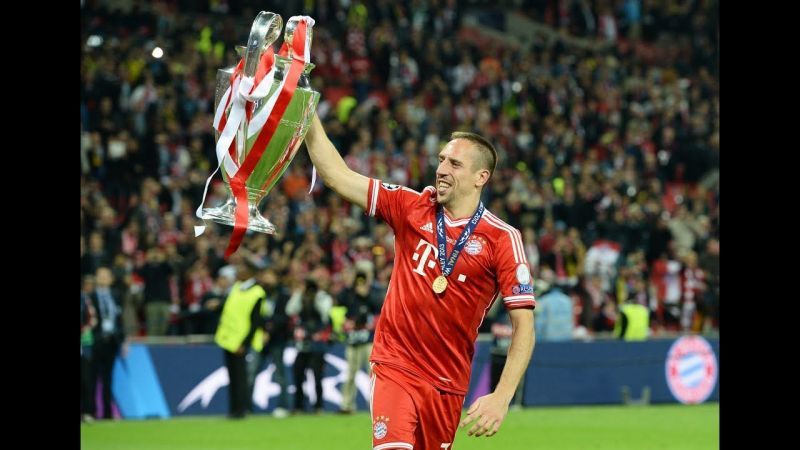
(420, 222, 433, 233)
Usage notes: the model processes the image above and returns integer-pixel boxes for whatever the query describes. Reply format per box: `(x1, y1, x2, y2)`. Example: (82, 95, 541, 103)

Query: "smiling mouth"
(437, 180, 452, 193)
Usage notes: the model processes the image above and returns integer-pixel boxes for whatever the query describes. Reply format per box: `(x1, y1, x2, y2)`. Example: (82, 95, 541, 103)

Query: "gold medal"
(432, 275, 448, 294)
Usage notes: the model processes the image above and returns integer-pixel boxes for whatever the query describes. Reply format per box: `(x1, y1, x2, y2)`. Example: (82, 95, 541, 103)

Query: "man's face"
(354, 274, 368, 289)
(235, 262, 252, 281)
(217, 276, 232, 291)
(96, 268, 113, 287)
(707, 239, 719, 255)
(260, 270, 278, 289)
(82, 277, 95, 293)
(435, 139, 486, 206)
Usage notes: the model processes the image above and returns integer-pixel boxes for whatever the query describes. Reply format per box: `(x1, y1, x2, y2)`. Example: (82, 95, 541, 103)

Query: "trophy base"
(201, 198, 276, 234)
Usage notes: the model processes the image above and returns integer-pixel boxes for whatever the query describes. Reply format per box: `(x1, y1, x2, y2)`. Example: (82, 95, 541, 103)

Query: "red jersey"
(366, 180, 536, 395)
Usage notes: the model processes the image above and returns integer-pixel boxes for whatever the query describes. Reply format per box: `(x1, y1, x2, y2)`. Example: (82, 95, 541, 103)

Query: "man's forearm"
(494, 311, 535, 403)
(305, 114, 348, 187)
(304, 113, 370, 207)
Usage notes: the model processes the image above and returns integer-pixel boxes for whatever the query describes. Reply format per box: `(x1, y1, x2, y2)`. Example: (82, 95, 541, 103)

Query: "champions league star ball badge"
(373, 416, 390, 439)
(665, 336, 718, 404)
(516, 264, 531, 284)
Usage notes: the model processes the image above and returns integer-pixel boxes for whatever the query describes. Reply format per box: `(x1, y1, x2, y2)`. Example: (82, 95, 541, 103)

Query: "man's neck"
(442, 194, 481, 220)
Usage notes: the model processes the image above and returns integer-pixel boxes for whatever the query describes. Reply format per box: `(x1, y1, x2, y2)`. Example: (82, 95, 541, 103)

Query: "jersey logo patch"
(465, 238, 484, 255)
(512, 284, 534, 295)
(381, 183, 401, 191)
(373, 415, 390, 439)
(516, 264, 531, 284)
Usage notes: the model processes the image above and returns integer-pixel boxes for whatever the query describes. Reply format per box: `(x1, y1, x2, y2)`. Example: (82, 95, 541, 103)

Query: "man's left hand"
(459, 392, 509, 437)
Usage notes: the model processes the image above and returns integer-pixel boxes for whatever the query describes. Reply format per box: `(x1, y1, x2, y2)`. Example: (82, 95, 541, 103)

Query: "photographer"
(336, 269, 383, 414)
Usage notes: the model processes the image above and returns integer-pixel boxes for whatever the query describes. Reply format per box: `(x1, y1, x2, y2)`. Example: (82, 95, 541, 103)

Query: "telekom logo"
(411, 238, 468, 283)
(412, 239, 438, 275)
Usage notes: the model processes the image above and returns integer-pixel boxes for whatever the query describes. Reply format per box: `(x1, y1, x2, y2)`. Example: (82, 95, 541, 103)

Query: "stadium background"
(80, 0, 719, 448)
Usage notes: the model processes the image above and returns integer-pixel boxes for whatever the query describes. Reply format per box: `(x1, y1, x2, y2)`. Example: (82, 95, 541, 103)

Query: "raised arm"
(304, 113, 371, 209)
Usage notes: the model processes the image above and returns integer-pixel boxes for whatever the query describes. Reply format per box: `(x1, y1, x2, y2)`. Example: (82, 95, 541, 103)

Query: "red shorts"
(370, 363, 464, 450)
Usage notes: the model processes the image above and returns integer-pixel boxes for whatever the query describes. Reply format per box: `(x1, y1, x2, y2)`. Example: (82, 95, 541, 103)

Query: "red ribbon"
(224, 21, 308, 259)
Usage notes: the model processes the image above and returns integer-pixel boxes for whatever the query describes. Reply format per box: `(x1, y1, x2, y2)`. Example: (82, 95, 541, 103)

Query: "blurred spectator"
(593, 299, 618, 333)
(138, 247, 175, 336)
(289, 279, 332, 414)
(88, 267, 128, 420)
(583, 239, 621, 293)
(651, 251, 683, 331)
(614, 296, 650, 341)
(182, 260, 214, 334)
(82, 232, 111, 277)
(533, 268, 575, 341)
(110, 253, 141, 337)
(681, 250, 706, 332)
(699, 238, 719, 331)
(81, 276, 98, 423)
(198, 274, 232, 335)
(336, 268, 383, 414)
(214, 260, 267, 419)
(252, 267, 293, 418)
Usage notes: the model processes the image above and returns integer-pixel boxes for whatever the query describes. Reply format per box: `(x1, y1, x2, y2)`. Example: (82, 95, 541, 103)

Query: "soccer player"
(304, 113, 536, 449)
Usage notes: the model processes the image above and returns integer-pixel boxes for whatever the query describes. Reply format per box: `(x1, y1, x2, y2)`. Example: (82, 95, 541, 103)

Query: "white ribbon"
(246, 68, 289, 139)
(195, 58, 279, 237)
(215, 76, 253, 177)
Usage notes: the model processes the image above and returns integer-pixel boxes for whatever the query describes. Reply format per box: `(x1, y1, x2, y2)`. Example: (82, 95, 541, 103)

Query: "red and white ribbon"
(194, 47, 278, 237)
(223, 16, 315, 258)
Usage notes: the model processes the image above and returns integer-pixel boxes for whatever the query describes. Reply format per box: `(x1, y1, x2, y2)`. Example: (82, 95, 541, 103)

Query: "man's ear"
(475, 169, 491, 188)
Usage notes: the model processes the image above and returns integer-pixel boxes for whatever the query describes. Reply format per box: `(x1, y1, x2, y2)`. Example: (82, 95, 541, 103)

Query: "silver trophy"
(200, 12, 319, 235)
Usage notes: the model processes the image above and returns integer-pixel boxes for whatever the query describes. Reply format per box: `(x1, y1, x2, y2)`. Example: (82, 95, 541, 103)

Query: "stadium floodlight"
(152, 47, 164, 59)
(87, 35, 103, 48)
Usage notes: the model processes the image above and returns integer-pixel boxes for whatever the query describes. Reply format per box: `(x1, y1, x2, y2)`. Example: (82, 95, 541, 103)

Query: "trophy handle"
(283, 16, 314, 60)
(244, 11, 283, 78)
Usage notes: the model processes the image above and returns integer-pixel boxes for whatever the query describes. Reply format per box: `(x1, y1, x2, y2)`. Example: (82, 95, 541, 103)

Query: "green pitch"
(81, 403, 718, 450)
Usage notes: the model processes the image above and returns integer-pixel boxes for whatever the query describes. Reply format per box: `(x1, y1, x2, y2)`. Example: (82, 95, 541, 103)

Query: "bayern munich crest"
(373, 415, 390, 439)
(665, 336, 718, 404)
(465, 238, 484, 255)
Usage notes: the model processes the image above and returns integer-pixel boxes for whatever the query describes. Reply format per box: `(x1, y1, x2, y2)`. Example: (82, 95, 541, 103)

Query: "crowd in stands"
(81, 0, 719, 339)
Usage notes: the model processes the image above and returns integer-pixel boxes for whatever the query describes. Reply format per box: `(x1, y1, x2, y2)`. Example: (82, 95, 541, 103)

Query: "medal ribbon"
(436, 201, 485, 278)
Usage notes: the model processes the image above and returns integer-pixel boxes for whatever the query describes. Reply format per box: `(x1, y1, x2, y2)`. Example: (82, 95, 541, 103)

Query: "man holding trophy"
(198, 11, 536, 450)
(304, 108, 536, 449)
